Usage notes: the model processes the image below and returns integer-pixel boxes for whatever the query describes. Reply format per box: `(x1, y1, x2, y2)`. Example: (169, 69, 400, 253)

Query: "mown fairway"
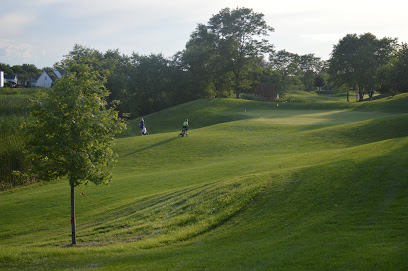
(1, 92, 407, 270)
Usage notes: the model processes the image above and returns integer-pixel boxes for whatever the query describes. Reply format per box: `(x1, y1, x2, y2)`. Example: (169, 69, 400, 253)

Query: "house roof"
(4, 74, 17, 79)
(54, 67, 65, 77)
(42, 69, 59, 82)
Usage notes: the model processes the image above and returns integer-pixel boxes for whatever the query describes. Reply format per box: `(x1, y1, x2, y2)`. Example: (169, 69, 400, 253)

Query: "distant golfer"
(139, 118, 146, 136)
(179, 119, 189, 137)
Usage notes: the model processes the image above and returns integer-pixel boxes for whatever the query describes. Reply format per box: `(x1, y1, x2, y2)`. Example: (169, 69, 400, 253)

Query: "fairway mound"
(355, 92, 408, 113)
(41, 175, 269, 247)
(301, 113, 408, 147)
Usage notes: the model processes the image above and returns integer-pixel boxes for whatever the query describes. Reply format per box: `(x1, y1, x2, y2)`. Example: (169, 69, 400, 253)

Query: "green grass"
(0, 91, 407, 270)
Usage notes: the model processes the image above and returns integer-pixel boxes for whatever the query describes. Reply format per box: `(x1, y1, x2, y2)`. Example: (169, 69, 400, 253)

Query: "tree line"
(58, 8, 407, 118)
(0, 63, 42, 75)
(3, 7, 408, 119)
(55, 8, 325, 118)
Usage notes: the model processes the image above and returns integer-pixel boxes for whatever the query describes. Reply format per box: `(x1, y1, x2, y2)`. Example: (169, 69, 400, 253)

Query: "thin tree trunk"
(71, 183, 76, 245)
(359, 87, 364, 101)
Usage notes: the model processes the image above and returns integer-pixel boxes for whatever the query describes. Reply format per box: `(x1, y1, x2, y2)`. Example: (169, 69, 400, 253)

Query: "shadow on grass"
(120, 137, 178, 158)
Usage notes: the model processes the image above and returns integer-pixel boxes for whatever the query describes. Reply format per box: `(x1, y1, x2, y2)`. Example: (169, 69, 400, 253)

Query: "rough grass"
(0, 91, 407, 270)
(0, 89, 33, 189)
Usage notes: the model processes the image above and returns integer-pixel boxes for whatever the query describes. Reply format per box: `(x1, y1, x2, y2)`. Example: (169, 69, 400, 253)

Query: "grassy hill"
(1, 92, 407, 270)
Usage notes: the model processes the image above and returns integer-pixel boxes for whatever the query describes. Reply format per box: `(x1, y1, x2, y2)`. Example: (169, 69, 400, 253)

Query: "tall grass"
(0, 89, 34, 190)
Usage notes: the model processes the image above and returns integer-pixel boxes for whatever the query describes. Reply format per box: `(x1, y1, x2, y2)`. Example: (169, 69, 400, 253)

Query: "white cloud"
(0, 39, 33, 59)
(0, 13, 36, 36)
(0, 39, 34, 66)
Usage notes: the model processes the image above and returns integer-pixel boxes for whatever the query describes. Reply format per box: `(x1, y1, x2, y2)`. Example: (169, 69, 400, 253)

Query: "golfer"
(182, 119, 189, 137)
(139, 118, 145, 136)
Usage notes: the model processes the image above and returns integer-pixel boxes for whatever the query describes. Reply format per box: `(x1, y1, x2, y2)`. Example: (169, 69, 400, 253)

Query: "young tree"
(24, 59, 126, 245)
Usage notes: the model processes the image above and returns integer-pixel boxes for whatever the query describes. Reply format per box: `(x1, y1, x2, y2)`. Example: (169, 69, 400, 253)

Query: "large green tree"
(328, 33, 397, 101)
(183, 7, 274, 98)
(24, 59, 126, 245)
(180, 24, 228, 99)
(328, 34, 359, 101)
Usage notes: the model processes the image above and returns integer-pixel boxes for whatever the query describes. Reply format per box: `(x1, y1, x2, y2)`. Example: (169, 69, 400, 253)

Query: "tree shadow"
(120, 137, 178, 158)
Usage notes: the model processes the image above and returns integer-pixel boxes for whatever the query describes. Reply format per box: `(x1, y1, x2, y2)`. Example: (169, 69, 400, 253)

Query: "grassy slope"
(0, 92, 407, 270)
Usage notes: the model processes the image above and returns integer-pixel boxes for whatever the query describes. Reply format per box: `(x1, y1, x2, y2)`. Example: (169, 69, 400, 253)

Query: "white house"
(4, 74, 18, 86)
(0, 71, 3, 88)
(35, 71, 53, 88)
(35, 69, 63, 88)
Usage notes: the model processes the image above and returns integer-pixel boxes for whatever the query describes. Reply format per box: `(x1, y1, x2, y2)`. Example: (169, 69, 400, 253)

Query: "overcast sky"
(1, 0, 407, 69)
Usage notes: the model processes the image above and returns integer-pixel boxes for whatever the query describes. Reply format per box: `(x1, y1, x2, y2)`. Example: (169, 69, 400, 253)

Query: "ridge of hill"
(121, 92, 408, 136)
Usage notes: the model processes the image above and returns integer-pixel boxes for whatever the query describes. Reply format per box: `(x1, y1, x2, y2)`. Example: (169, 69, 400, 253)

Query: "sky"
(1, 0, 408, 69)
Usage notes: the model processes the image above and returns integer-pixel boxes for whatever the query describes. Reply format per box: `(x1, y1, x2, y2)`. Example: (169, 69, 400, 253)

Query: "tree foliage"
(393, 43, 408, 92)
(24, 59, 126, 186)
(328, 33, 397, 99)
(182, 7, 275, 98)
(377, 43, 408, 94)
(128, 53, 171, 115)
(298, 54, 323, 91)
(269, 50, 323, 92)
